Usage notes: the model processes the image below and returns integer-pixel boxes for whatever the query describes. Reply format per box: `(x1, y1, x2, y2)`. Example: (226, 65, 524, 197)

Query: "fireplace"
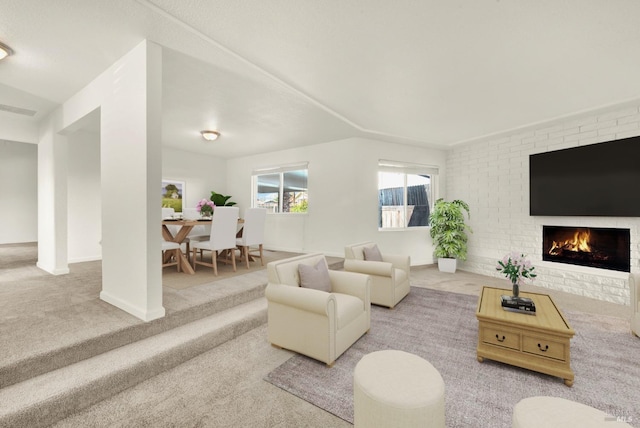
(542, 226, 630, 272)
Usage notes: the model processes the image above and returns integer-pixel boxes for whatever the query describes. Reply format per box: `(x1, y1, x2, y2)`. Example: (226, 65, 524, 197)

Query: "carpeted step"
(327, 258, 345, 270)
(0, 298, 267, 428)
(1, 281, 267, 389)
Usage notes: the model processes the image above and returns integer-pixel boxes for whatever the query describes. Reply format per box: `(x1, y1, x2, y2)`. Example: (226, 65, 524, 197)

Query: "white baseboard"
(100, 290, 166, 322)
(36, 262, 70, 275)
(68, 255, 103, 264)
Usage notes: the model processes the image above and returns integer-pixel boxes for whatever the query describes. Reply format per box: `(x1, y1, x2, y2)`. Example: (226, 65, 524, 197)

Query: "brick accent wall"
(447, 102, 640, 305)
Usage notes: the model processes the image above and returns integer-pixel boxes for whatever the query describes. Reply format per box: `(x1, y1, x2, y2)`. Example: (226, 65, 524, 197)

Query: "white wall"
(63, 144, 226, 263)
(41, 40, 166, 320)
(0, 112, 39, 245)
(0, 114, 38, 144)
(161, 147, 227, 210)
(0, 140, 37, 244)
(67, 130, 101, 262)
(448, 102, 640, 305)
(226, 137, 447, 265)
(97, 41, 164, 321)
(2, 142, 228, 260)
(37, 111, 69, 275)
(63, 145, 225, 262)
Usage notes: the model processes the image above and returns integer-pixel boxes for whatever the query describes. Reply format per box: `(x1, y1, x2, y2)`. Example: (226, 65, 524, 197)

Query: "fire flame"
(549, 229, 592, 255)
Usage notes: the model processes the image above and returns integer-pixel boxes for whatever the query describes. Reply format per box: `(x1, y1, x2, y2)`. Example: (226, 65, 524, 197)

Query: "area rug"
(264, 287, 640, 427)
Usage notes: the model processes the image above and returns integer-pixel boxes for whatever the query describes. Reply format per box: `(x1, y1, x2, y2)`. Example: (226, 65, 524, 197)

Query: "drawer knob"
(496, 334, 506, 342)
(537, 343, 549, 352)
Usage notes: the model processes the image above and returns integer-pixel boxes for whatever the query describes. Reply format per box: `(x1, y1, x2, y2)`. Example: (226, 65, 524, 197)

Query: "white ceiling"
(1, 0, 640, 158)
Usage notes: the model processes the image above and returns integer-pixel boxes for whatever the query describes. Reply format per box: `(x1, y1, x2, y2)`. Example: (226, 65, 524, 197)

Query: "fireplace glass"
(542, 226, 630, 272)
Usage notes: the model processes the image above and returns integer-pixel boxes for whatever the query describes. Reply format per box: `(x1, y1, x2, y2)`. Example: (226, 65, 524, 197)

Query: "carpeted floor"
(3, 242, 636, 427)
(265, 287, 640, 427)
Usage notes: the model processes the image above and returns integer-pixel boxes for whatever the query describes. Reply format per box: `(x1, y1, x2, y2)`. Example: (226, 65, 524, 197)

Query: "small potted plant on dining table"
(196, 199, 215, 218)
(496, 252, 537, 297)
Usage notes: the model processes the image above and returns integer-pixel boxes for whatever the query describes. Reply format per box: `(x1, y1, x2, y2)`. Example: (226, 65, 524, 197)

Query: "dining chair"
(181, 207, 210, 258)
(161, 207, 182, 245)
(162, 207, 175, 219)
(236, 208, 267, 269)
(184, 207, 211, 239)
(182, 208, 199, 220)
(191, 206, 239, 275)
(162, 240, 181, 272)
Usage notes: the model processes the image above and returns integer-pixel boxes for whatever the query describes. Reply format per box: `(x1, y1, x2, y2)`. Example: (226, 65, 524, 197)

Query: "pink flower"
(196, 199, 215, 213)
(496, 252, 537, 283)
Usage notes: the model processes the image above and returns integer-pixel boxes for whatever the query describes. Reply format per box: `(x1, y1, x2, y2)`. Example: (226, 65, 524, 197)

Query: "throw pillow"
(363, 244, 383, 262)
(298, 260, 332, 292)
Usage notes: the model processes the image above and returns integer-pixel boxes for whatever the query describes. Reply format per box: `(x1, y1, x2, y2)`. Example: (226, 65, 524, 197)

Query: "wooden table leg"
(162, 224, 196, 274)
(177, 251, 194, 274)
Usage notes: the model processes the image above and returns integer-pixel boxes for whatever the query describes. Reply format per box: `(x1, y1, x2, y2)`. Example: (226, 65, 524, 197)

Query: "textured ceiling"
(1, 0, 639, 158)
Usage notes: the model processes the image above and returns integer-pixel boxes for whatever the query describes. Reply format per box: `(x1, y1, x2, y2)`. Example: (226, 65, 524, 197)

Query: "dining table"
(162, 218, 244, 275)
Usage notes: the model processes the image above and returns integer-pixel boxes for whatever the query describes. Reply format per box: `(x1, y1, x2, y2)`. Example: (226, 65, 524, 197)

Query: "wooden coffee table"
(476, 286, 575, 386)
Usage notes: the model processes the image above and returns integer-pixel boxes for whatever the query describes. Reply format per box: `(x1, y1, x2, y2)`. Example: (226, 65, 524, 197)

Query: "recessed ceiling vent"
(0, 103, 37, 117)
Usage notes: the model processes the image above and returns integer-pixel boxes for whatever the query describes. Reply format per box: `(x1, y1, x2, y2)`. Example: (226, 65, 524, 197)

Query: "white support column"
(98, 41, 164, 321)
(37, 111, 69, 275)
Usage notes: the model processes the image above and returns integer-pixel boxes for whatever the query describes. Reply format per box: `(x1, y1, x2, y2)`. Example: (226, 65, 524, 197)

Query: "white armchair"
(631, 273, 639, 337)
(265, 253, 371, 366)
(344, 242, 410, 309)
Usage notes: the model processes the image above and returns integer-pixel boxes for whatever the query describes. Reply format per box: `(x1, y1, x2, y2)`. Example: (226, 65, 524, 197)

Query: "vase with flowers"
(196, 199, 215, 218)
(496, 252, 537, 297)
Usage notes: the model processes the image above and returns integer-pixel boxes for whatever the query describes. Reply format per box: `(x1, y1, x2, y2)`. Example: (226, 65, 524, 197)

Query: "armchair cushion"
(364, 244, 383, 261)
(299, 259, 332, 292)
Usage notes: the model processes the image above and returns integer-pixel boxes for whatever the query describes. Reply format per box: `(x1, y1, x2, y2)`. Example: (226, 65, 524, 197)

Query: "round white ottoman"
(513, 396, 633, 428)
(353, 350, 445, 428)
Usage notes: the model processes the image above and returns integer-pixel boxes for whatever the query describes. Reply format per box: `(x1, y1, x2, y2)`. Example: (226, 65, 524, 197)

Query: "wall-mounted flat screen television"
(529, 136, 640, 217)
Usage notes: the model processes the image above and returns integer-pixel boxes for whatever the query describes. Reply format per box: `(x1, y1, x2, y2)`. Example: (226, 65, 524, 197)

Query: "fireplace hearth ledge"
(460, 256, 633, 306)
(538, 260, 631, 279)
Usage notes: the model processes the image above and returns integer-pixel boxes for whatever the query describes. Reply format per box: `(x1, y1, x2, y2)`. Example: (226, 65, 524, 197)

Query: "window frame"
(251, 162, 309, 214)
(377, 159, 439, 231)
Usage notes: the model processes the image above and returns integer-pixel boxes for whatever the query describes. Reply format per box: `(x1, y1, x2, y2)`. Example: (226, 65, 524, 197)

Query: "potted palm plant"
(428, 198, 472, 273)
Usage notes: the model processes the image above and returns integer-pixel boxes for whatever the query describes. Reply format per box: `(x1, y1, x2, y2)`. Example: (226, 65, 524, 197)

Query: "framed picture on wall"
(162, 179, 185, 213)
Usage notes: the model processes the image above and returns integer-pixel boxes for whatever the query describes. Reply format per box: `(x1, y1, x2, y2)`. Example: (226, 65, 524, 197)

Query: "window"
(252, 163, 308, 213)
(378, 160, 438, 229)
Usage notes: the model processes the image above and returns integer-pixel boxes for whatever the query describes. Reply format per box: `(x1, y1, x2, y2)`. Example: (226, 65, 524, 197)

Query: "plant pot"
(437, 257, 457, 273)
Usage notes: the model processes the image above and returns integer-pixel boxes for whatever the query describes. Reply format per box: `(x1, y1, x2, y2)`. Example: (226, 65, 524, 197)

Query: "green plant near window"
(428, 198, 472, 260)
(209, 191, 237, 206)
(290, 199, 308, 213)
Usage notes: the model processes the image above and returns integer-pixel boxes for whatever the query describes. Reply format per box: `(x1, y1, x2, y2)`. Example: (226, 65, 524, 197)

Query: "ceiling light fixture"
(0, 41, 13, 60)
(201, 130, 220, 141)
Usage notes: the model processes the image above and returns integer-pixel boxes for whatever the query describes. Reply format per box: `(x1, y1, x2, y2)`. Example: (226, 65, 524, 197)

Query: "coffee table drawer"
(522, 335, 566, 361)
(481, 327, 520, 350)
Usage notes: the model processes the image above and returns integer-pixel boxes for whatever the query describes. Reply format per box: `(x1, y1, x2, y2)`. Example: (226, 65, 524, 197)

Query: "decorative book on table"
(500, 295, 536, 314)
